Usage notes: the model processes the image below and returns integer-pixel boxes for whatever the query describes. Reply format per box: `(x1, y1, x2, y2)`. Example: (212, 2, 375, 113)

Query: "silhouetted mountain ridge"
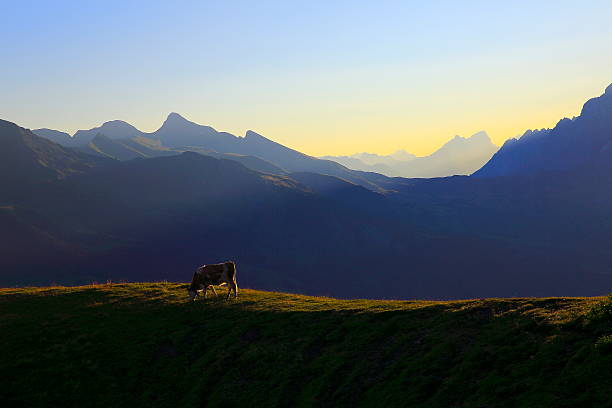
(34, 113, 384, 191)
(31, 128, 73, 145)
(474, 83, 612, 177)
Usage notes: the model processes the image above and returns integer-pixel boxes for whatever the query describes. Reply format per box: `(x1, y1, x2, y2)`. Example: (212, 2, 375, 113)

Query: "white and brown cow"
(188, 261, 238, 301)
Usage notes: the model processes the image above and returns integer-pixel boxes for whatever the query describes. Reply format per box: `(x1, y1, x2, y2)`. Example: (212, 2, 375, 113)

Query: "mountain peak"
(245, 130, 269, 141)
(153, 113, 227, 149)
(467, 131, 494, 146)
(166, 112, 188, 122)
(161, 112, 194, 128)
(99, 120, 139, 131)
(437, 132, 495, 153)
(580, 83, 612, 117)
(469, 131, 490, 141)
(159, 113, 204, 131)
(72, 119, 144, 145)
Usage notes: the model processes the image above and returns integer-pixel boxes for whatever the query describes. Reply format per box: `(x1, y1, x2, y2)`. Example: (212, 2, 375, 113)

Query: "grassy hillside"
(1, 283, 611, 408)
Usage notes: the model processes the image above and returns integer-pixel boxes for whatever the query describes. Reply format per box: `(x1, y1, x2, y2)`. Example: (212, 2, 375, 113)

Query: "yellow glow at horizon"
(204, 82, 601, 158)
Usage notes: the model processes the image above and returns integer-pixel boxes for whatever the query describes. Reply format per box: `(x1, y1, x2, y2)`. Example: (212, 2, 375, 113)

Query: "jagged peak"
(160, 112, 195, 128)
(580, 83, 612, 117)
(158, 112, 217, 133)
(245, 130, 269, 141)
(165, 112, 189, 122)
(556, 117, 573, 128)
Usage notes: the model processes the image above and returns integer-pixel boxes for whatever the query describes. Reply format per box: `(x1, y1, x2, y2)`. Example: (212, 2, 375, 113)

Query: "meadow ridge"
(1, 283, 610, 407)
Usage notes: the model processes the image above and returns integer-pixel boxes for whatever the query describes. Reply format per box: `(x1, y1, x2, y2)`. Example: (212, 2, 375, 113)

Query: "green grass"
(1, 283, 610, 407)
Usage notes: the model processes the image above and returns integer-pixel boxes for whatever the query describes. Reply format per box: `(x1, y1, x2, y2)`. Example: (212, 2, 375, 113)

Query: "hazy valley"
(1, 84, 611, 300)
(321, 131, 498, 178)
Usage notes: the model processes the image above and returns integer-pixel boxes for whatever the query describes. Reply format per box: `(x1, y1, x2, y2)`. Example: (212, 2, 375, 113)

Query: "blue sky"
(1, 0, 611, 155)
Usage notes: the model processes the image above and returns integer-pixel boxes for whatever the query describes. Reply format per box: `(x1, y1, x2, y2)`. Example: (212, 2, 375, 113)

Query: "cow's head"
(188, 289, 197, 301)
(187, 283, 198, 301)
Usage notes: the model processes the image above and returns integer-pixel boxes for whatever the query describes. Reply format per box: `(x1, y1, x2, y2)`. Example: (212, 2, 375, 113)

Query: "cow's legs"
(227, 281, 238, 299)
(210, 285, 218, 297)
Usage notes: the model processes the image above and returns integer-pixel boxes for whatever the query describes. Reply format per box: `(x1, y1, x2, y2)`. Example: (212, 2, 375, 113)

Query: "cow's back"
(224, 261, 236, 281)
(196, 261, 236, 284)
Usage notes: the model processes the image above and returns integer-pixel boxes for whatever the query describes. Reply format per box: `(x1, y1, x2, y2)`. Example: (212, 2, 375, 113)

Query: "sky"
(1, 1, 611, 157)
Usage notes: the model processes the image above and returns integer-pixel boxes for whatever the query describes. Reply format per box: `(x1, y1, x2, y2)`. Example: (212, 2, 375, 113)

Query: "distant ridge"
(322, 131, 498, 177)
(474, 83, 612, 177)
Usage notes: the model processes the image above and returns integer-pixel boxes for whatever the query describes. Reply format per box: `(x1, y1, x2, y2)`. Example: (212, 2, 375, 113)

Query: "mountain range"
(2, 83, 611, 299)
(321, 131, 498, 178)
(33, 113, 383, 191)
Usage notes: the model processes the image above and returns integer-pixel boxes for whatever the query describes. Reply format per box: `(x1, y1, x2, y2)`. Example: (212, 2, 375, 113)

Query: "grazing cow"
(188, 261, 238, 301)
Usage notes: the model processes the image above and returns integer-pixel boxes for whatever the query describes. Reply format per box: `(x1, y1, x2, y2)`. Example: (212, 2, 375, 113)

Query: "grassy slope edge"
(1, 283, 610, 408)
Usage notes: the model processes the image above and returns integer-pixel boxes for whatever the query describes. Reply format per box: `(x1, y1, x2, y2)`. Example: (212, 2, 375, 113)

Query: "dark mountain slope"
(77, 133, 177, 160)
(289, 172, 387, 214)
(38, 152, 407, 294)
(0, 120, 106, 191)
(80, 134, 150, 160)
(0, 126, 406, 294)
(0, 206, 78, 276)
(204, 151, 287, 175)
(32, 128, 73, 145)
(474, 83, 612, 177)
(234, 130, 384, 190)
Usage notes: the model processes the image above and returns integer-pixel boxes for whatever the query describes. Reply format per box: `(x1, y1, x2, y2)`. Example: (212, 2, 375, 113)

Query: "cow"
(188, 261, 238, 301)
